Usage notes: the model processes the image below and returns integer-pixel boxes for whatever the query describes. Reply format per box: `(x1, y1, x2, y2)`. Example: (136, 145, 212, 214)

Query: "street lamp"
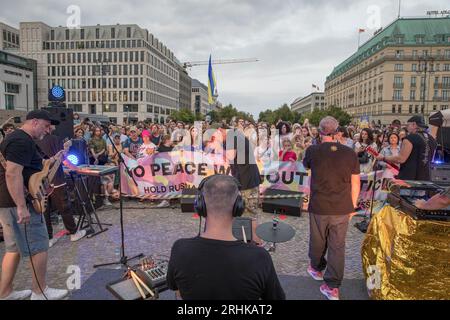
(416, 54, 435, 117)
(94, 55, 109, 115)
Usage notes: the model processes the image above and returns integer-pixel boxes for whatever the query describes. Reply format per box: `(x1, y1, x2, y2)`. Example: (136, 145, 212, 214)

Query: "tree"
(258, 103, 300, 124)
(171, 108, 195, 123)
(300, 106, 351, 126)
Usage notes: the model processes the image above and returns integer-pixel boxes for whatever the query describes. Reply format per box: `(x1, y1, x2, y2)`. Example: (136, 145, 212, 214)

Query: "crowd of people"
(71, 113, 426, 179)
(0, 109, 442, 301)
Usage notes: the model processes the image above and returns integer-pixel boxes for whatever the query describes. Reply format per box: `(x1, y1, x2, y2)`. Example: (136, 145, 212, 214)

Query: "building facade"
(0, 50, 36, 112)
(325, 17, 450, 124)
(19, 22, 179, 124)
(178, 64, 192, 110)
(191, 79, 209, 116)
(1, 22, 20, 51)
(291, 92, 326, 114)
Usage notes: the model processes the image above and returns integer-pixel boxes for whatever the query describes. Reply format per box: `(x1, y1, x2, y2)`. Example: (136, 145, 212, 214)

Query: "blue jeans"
(0, 205, 49, 257)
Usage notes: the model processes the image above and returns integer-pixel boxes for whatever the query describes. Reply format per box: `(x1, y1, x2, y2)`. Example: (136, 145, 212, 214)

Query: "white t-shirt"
(137, 142, 157, 159)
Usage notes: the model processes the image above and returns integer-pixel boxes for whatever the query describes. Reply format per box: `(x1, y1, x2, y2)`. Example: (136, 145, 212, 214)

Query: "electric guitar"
(28, 139, 72, 214)
(366, 146, 400, 172)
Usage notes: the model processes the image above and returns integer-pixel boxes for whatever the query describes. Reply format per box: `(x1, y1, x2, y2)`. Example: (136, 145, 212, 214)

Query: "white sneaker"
(0, 290, 32, 300)
(31, 287, 69, 300)
(70, 229, 87, 242)
(49, 238, 58, 248)
(103, 198, 112, 206)
(156, 200, 170, 208)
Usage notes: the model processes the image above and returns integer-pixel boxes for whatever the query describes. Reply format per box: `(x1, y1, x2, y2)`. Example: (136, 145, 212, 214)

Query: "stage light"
(48, 85, 66, 102)
(67, 154, 79, 166)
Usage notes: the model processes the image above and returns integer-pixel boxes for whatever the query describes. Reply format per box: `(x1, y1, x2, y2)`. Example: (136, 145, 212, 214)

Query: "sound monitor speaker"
(180, 187, 197, 213)
(262, 189, 303, 217)
(42, 106, 74, 140)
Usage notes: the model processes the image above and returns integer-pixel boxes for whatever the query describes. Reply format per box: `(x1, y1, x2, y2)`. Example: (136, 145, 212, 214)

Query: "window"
(392, 105, 396, 113)
(411, 76, 416, 87)
(5, 83, 20, 94)
(394, 64, 403, 71)
(65, 29, 69, 40)
(80, 29, 84, 39)
(444, 64, 450, 71)
(103, 104, 117, 112)
(4, 95, 14, 110)
(443, 77, 450, 88)
(394, 76, 403, 85)
(415, 105, 419, 113)
(412, 64, 417, 72)
(147, 105, 153, 113)
(443, 90, 450, 101)
(409, 105, 413, 113)
(445, 50, 450, 59)
(96, 28, 100, 39)
(416, 36, 424, 44)
(393, 90, 402, 100)
(410, 90, 416, 100)
(50, 30, 54, 40)
(111, 28, 115, 38)
(127, 27, 131, 38)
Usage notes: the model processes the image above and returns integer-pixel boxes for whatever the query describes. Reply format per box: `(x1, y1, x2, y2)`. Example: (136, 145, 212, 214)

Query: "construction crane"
(182, 58, 259, 69)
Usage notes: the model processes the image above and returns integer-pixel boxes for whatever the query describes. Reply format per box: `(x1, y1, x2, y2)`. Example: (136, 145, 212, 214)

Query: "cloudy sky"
(1, 0, 448, 117)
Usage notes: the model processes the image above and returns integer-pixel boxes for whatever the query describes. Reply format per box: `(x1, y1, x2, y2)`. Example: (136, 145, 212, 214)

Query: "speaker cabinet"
(262, 189, 303, 217)
(180, 187, 198, 213)
(42, 107, 74, 140)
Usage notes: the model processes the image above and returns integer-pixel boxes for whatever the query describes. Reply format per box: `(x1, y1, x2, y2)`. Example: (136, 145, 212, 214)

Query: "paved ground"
(0, 200, 367, 298)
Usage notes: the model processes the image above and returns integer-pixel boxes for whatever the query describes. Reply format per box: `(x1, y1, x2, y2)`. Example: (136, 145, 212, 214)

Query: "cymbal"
(256, 221, 295, 243)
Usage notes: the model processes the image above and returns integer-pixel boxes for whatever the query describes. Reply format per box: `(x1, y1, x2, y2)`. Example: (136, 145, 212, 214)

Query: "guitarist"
(0, 110, 68, 300)
(376, 116, 437, 181)
(35, 128, 86, 247)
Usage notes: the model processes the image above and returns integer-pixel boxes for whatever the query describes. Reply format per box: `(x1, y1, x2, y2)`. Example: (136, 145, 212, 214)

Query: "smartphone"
(13, 117, 21, 123)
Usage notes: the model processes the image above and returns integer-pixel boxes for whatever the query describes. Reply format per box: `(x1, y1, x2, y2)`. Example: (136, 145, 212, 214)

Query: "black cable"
(24, 222, 48, 300)
(197, 216, 202, 237)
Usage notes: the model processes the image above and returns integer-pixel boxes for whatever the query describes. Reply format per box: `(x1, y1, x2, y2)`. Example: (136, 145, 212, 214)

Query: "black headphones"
(194, 175, 245, 218)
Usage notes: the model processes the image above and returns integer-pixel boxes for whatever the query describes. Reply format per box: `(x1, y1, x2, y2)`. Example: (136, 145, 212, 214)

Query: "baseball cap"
(26, 110, 60, 125)
(407, 115, 428, 128)
(142, 129, 150, 137)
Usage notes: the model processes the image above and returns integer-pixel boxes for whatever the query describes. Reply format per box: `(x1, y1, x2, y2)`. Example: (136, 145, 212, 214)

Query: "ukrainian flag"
(208, 55, 217, 104)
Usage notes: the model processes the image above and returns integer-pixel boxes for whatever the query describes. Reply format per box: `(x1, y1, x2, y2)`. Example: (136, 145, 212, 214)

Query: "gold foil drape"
(362, 205, 450, 300)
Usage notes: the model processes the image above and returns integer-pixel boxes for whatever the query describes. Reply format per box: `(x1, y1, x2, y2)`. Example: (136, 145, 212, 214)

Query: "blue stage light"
(67, 154, 79, 166)
(51, 86, 64, 99)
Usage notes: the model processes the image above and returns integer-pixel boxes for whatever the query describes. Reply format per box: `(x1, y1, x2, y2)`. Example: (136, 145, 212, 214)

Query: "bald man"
(167, 175, 285, 300)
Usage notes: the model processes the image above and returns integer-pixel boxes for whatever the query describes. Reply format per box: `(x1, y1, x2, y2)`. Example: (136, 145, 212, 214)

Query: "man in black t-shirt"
(376, 116, 436, 180)
(167, 175, 285, 300)
(303, 116, 360, 301)
(216, 124, 263, 244)
(0, 110, 68, 300)
(36, 131, 86, 246)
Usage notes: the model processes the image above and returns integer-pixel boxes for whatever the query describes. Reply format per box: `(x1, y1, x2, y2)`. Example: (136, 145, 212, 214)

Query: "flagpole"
(358, 31, 361, 49)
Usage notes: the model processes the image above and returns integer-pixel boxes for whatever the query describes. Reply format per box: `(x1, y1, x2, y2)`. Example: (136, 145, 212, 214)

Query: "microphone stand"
(355, 129, 387, 233)
(94, 125, 144, 268)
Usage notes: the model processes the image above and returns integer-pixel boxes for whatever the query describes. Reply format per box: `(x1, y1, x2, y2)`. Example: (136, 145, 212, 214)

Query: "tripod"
(94, 126, 144, 268)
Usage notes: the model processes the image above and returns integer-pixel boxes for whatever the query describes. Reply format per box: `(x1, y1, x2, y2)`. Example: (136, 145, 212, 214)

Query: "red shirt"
(279, 150, 297, 161)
